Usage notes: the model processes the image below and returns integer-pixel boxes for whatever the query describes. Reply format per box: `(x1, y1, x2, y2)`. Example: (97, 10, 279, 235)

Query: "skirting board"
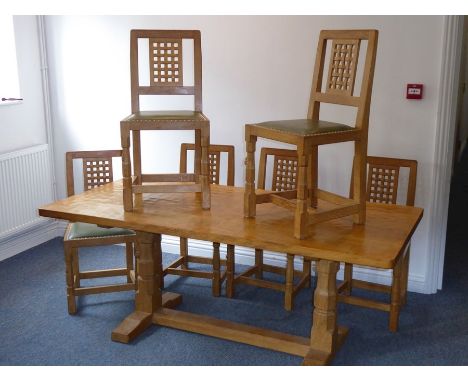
(0, 218, 59, 262)
(2, 221, 427, 294)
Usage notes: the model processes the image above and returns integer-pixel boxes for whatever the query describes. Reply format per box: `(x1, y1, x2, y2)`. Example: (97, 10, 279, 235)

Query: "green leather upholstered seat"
(252, 119, 354, 137)
(121, 110, 208, 123)
(67, 222, 135, 240)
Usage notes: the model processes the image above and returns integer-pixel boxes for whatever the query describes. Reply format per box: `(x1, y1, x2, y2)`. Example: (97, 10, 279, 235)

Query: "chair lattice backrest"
(130, 30, 203, 113)
(307, 30, 378, 128)
(258, 148, 299, 191)
(350, 156, 417, 207)
(66, 150, 122, 197)
(179, 143, 235, 186)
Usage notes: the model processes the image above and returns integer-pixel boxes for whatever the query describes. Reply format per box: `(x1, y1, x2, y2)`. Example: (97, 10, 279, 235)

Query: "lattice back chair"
(229, 148, 312, 310)
(244, 30, 378, 239)
(120, 30, 210, 212)
(63, 150, 136, 314)
(338, 156, 418, 332)
(163, 143, 235, 297)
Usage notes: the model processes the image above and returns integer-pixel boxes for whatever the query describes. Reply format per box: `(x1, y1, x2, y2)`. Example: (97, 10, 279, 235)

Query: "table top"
(39, 181, 423, 269)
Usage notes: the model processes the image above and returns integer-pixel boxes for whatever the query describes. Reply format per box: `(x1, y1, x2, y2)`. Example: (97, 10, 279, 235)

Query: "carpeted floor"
(1, 155, 468, 365)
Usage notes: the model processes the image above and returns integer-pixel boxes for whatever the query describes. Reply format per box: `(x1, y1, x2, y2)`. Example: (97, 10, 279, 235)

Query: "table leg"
(112, 231, 182, 343)
(303, 259, 348, 365)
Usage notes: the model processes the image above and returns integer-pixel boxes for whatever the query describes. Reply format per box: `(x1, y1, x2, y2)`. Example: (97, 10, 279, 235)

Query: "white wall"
(0, 16, 47, 155)
(45, 15, 445, 293)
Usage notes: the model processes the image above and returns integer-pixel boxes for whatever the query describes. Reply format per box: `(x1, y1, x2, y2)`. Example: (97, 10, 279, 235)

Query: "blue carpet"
(2, 154, 468, 365)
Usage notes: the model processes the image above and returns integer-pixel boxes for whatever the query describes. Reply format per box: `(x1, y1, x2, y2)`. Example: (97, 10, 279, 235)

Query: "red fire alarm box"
(407, 84, 423, 100)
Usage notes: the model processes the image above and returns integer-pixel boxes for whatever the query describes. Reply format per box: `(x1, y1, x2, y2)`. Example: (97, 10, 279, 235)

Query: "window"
(0, 15, 21, 105)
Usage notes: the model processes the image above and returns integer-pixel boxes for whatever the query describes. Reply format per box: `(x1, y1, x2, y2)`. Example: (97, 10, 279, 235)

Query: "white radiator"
(0, 144, 54, 239)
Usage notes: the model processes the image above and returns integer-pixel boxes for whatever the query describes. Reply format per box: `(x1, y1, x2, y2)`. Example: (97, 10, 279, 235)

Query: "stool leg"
(226, 244, 235, 298)
(121, 124, 133, 211)
(244, 125, 257, 218)
(212, 242, 221, 297)
(255, 248, 263, 279)
(201, 127, 211, 210)
(285, 254, 295, 311)
(294, 143, 310, 239)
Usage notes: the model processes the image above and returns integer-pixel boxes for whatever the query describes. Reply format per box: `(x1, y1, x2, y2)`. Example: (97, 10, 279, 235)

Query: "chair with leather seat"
(337, 155, 418, 332)
(244, 29, 379, 239)
(163, 143, 235, 296)
(63, 150, 136, 314)
(120, 29, 211, 212)
(230, 147, 311, 310)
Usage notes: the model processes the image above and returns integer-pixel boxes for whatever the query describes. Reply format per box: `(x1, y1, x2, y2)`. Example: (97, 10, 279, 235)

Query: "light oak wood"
(244, 29, 379, 239)
(64, 150, 136, 315)
(340, 156, 418, 332)
(164, 143, 235, 296)
(233, 147, 312, 311)
(39, 182, 422, 365)
(121, 30, 210, 211)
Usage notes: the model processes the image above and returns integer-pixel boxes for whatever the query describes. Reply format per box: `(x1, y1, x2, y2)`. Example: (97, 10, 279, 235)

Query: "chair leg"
(226, 244, 235, 298)
(294, 144, 309, 239)
(71, 248, 80, 288)
(285, 254, 295, 311)
(353, 139, 367, 225)
(400, 245, 411, 306)
(308, 146, 318, 208)
(180, 237, 189, 270)
(303, 258, 312, 288)
(201, 128, 211, 210)
(254, 248, 263, 279)
(343, 263, 353, 296)
(212, 242, 221, 297)
(64, 245, 77, 315)
(389, 257, 403, 332)
(125, 242, 134, 284)
(244, 126, 257, 218)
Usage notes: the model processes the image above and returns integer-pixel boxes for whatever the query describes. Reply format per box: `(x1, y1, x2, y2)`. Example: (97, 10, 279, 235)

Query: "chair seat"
(66, 222, 135, 240)
(252, 119, 354, 137)
(121, 110, 209, 123)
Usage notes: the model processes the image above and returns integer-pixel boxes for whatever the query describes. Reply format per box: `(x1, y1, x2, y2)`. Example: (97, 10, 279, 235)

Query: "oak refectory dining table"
(38, 180, 423, 365)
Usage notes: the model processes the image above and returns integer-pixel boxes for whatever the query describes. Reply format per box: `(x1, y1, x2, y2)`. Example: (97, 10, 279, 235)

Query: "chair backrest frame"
(350, 155, 417, 206)
(258, 147, 298, 191)
(66, 150, 122, 197)
(307, 29, 379, 132)
(179, 143, 235, 186)
(130, 29, 203, 114)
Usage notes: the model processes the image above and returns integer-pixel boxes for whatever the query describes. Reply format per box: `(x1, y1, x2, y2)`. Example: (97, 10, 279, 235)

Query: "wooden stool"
(120, 30, 210, 211)
(232, 148, 312, 310)
(163, 143, 235, 296)
(338, 156, 418, 332)
(64, 150, 136, 314)
(244, 30, 379, 239)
